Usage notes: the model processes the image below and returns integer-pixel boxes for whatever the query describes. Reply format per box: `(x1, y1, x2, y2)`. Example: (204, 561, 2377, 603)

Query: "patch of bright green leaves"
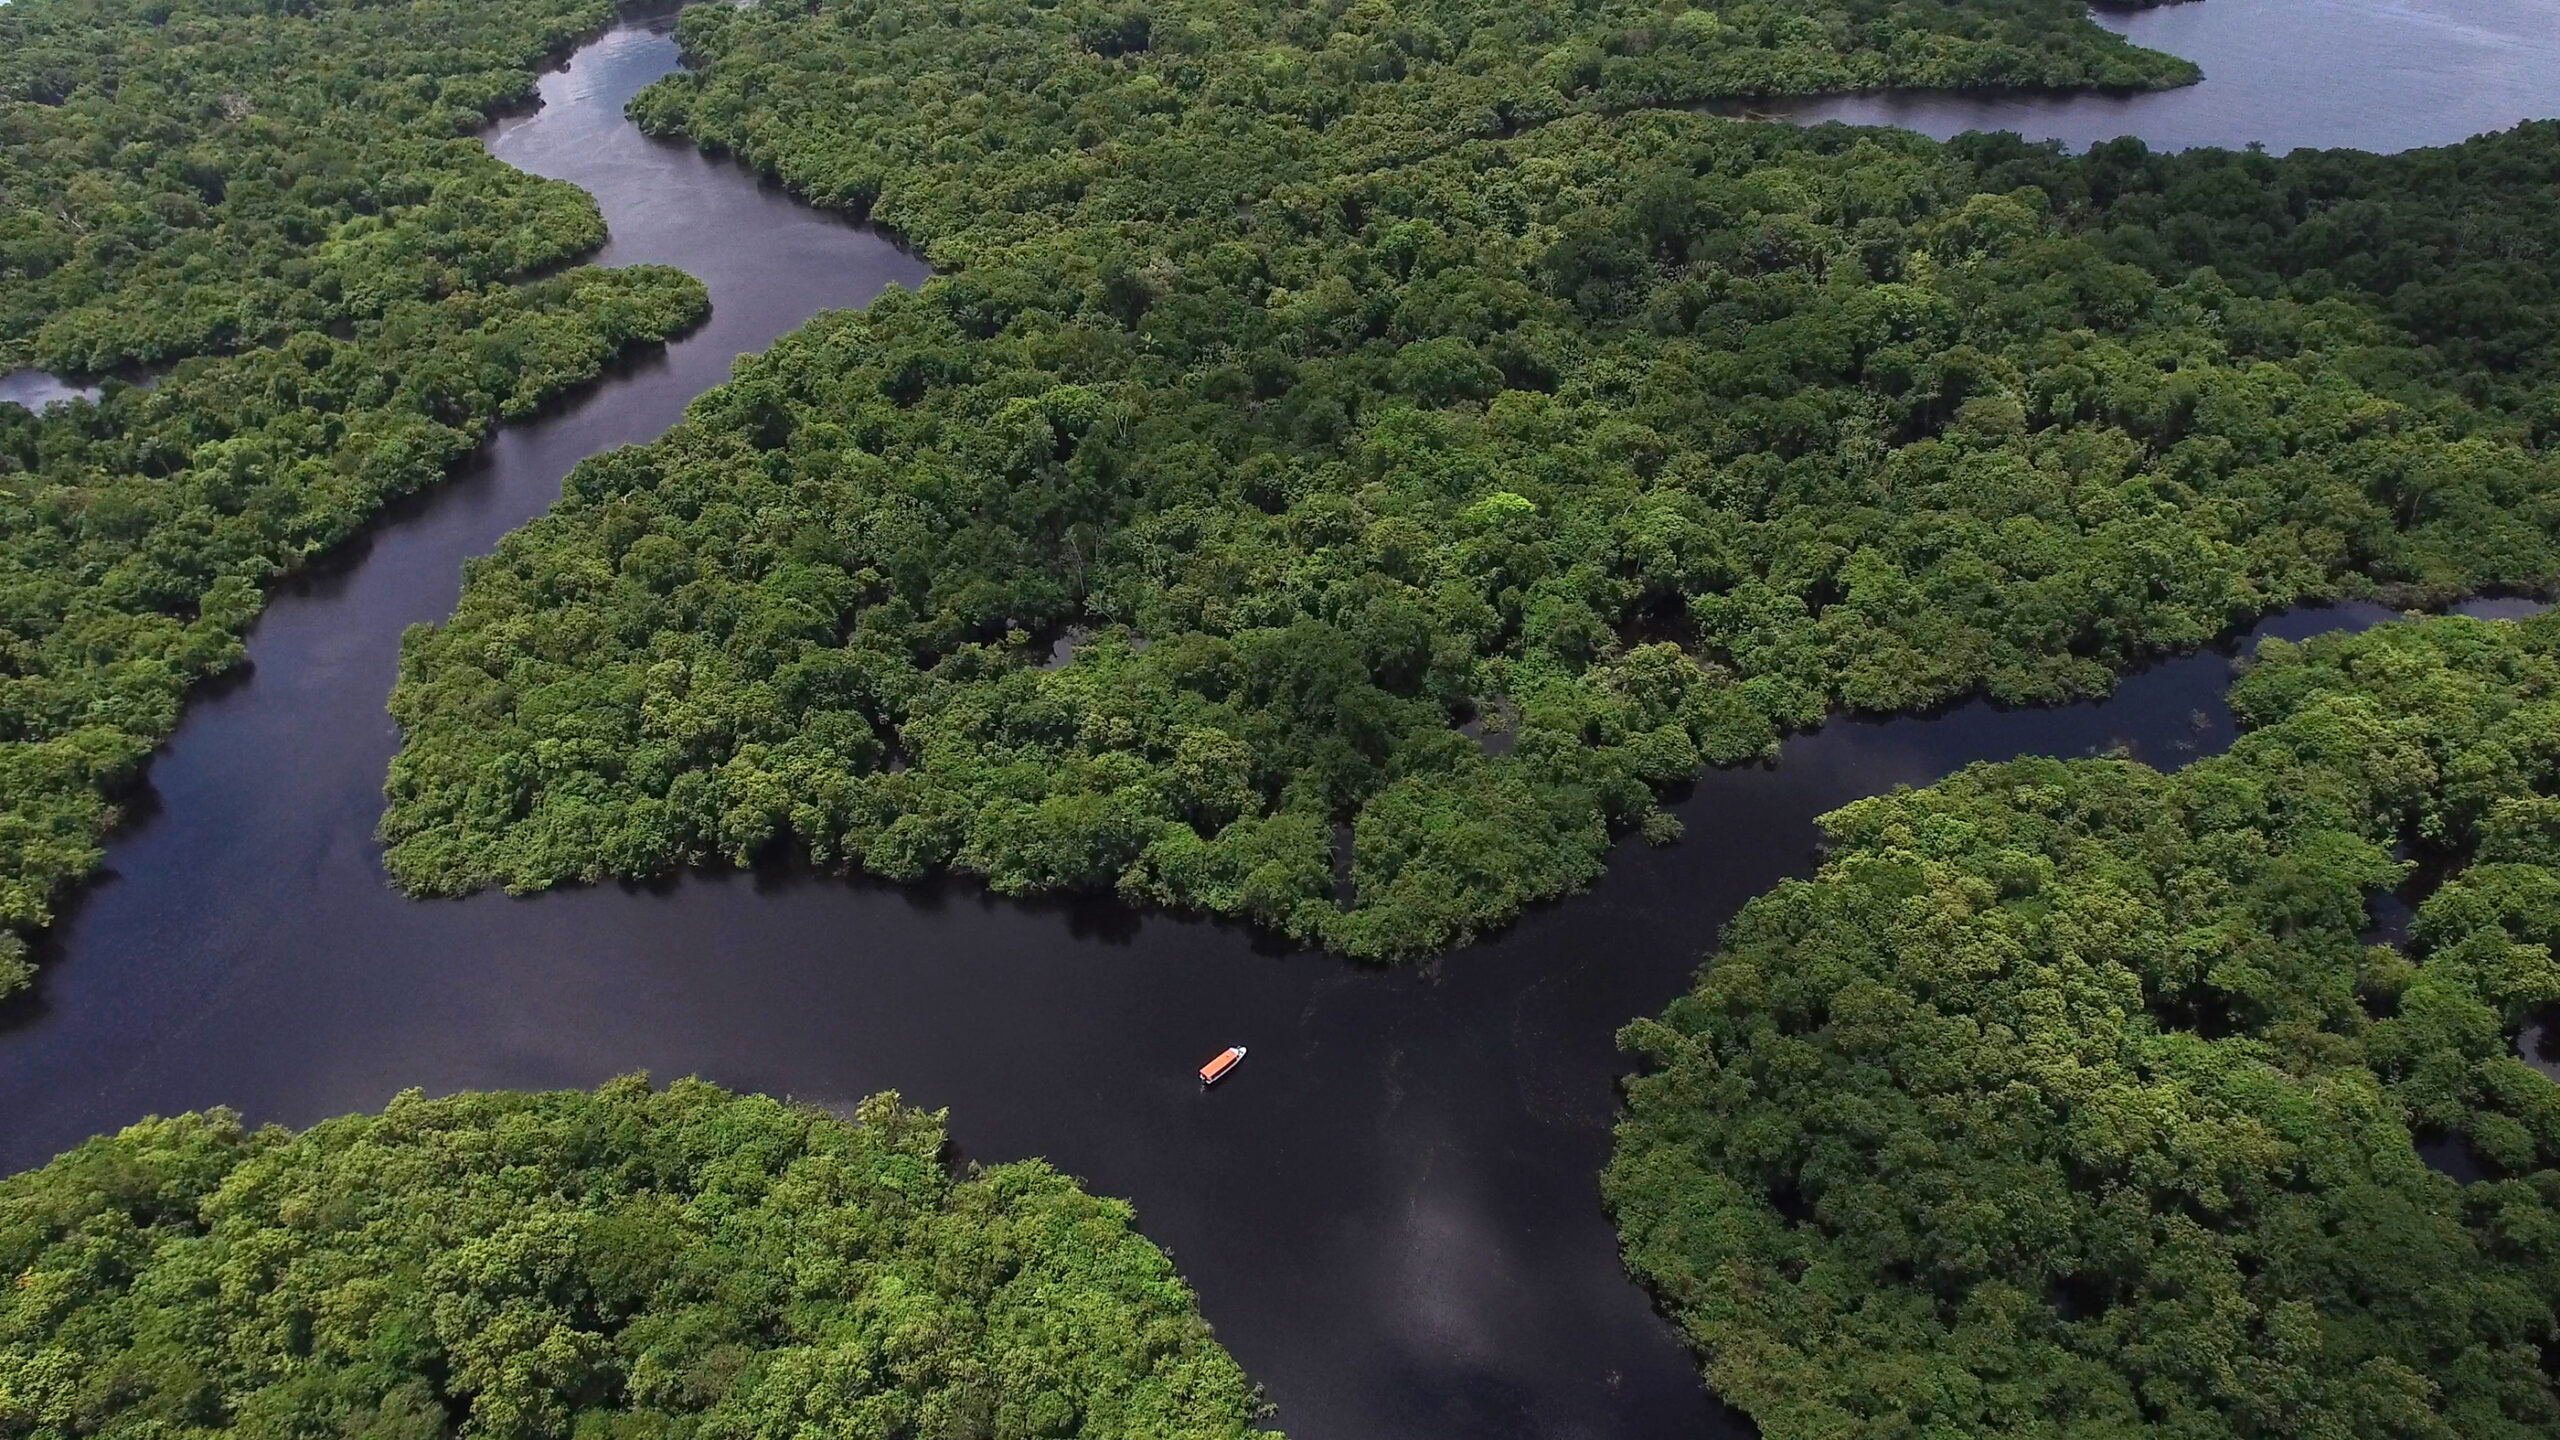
(1608, 613, 2560, 1438)
(0, 1077, 1269, 1439)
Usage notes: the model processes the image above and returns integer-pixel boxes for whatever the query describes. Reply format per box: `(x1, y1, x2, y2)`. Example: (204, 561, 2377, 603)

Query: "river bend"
(4, 7, 2559, 1440)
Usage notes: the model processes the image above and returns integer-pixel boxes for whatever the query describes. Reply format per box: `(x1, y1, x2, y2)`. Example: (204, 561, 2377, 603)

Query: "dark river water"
(5, 6, 2559, 1440)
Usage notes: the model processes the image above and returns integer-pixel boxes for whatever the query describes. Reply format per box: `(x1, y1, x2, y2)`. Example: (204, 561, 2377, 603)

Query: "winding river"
(1764, 0, 2560, 153)
(6, 5, 2560, 1439)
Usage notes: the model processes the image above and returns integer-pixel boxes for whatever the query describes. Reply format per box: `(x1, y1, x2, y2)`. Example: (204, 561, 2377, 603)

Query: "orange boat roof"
(1199, 1046, 1245, 1083)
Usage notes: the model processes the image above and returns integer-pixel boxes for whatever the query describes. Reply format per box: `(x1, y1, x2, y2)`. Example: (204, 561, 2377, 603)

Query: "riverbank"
(8, 3, 2560, 1437)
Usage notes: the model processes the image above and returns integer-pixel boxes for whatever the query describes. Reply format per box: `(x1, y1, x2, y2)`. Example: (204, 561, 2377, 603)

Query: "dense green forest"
(1, 0, 613, 371)
(0, 0, 709, 995)
(0, 1077, 1268, 1439)
(1607, 612, 2560, 1439)
(383, 0, 2560, 959)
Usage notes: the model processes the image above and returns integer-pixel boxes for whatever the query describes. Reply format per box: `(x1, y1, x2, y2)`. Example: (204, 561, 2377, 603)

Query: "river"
(4, 6, 2558, 1440)
(1757, 0, 2560, 153)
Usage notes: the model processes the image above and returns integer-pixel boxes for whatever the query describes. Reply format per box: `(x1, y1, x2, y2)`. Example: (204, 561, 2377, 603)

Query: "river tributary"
(5, 6, 2559, 1438)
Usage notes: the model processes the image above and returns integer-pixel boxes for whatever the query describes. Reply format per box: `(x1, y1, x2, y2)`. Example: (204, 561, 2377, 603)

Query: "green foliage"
(1957, 126, 2560, 411)
(385, 0, 2560, 961)
(0, 1077, 1268, 1440)
(0, 0, 621, 371)
(0, 0, 711, 994)
(1607, 613, 2560, 1439)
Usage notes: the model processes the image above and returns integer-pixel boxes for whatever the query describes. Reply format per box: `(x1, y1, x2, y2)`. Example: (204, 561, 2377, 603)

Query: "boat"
(1198, 1045, 1247, 1086)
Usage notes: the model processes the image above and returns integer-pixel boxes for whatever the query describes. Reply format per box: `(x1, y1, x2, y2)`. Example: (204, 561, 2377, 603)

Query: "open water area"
(0, 369, 106, 410)
(1759, 0, 2560, 153)
(5, 4, 2560, 1438)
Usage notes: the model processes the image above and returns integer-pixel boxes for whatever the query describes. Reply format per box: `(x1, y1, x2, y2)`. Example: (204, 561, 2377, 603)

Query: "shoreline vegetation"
(1, 0, 2554, 1434)
(381, 0, 2558, 962)
(0, 1077, 1272, 1439)
(1608, 612, 2560, 1437)
(0, 0, 708, 997)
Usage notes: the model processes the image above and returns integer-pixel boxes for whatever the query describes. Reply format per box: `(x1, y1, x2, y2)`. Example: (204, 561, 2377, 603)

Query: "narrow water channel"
(5, 7, 2559, 1440)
